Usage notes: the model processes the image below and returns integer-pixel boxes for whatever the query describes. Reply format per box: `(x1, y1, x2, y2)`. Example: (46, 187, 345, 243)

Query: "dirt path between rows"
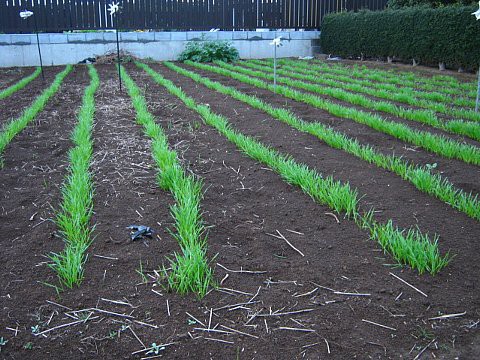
(0, 67, 58, 127)
(0, 67, 35, 90)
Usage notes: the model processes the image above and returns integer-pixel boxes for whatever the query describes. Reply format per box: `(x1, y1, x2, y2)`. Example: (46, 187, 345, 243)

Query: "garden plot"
(0, 62, 479, 359)
(0, 67, 37, 90)
(0, 67, 57, 126)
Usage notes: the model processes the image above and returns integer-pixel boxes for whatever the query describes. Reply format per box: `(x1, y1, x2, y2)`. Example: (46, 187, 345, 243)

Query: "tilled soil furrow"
(0, 67, 58, 126)
(0, 66, 90, 352)
(0, 67, 34, 90)
(182, 63, 480, 198)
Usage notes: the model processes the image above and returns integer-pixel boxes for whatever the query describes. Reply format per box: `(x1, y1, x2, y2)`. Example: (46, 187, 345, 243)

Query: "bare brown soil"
(0, 67, 35, 89)
(0, 68, 58, 127)
(0, 63, 478, 359)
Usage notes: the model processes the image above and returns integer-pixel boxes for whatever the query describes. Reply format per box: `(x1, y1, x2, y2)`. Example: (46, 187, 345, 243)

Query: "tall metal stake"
(33, 16, 45, 81)
(273, 45, 277, 93)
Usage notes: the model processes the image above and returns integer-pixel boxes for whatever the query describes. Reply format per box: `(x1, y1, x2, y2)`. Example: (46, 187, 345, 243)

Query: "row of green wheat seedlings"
(270, 58, 474, 109)
(0, 67, 42, 100)
(164, 62, 480, 222)
(322, 60, 475, 94)
(193, 61, 480, 166)
(48, 65, 99, 289)
(120, 65, 213, 297)
(314, 60, 475, 98)
(239, 60, 480, 140)
(270, 59, 480, 124)
(0, 65, 72, 168)
(139, 61, 450, 275)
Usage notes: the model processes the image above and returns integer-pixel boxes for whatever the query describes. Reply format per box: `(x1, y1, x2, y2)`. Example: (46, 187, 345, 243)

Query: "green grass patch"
(49, 65, 99, 288)
(234, 61, 480, 142)
(252, 59, 480, 126)
(0, 66, 73, 168)
(121, 65, 213, 298)
(269, 59, 474, 108)
(0, 67, 42, 100)
(164, 61, 480, 222)
(139, 61, 450, 275)
(194, 61, 480, 166)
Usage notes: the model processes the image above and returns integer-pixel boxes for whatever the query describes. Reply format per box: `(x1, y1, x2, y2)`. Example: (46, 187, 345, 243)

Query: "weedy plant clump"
(178, 38, 239, 63)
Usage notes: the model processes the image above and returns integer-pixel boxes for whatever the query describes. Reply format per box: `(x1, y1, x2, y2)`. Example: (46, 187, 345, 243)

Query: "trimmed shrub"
(178, 40, 239, 63)
(320, 6, 480, 68)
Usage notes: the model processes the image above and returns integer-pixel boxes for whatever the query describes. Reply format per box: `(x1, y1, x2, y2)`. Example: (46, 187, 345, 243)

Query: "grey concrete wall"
(0, 31, 320, 67)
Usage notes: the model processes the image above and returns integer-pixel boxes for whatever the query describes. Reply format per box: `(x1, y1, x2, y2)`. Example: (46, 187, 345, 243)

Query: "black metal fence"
(0, 0, 387, 33)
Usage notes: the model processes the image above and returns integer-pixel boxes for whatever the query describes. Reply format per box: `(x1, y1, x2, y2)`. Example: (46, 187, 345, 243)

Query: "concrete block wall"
(0, 30, 320, 67)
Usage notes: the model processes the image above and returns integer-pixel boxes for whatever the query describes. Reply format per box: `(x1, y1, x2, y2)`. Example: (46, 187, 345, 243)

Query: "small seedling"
(24, 342, 33, 350)
(136, 260, 148, 283)
(147, 343, 165, 355)
(412, 326, 435, 341)
(0, 337, 8, 351)
(425, 163, 437, 171)
(31, 325, 40, 334)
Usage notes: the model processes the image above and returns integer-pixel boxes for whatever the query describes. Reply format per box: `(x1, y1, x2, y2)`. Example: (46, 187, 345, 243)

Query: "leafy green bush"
(321, 6, 480, 68)
(178, 40, 239, 63)
(388, 0, 475, 9)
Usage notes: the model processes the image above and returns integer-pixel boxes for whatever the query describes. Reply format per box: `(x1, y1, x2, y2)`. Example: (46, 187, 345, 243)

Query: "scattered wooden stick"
(265, 230, 304, 257)
(245, 310, 262, 325)
(389, 272, 428, 298)
(257, 308, 315, 317)
(204, 337, 234, 345)
(324, 338, 331, 354)
(133, 320, 159, 329)
(220, 273, 229, 285)
(217, 287, 253, 296)
(325, 212, 340, 223)
(151, 289, 163, 297)
(213, 300, 260, 312)
(194, 328, 233, 335)
(34, 319, 85, 336)
(216, 263, 266, 274)
(362, 319, 397, 331)
(166, 300, 170, 317)
(311, 282, 336, 292)
(294, 288, 318, 297)
(208, 308, 213, 329)
(286, 229, 304, 235)
(428, 312, 466, 321)
(100, 298, 132, 307)
(413, 338, 436, 360)
(46, 300, 72, 311)
(131, 342, 175, 355)
(219, 325, 258, 339)
(94, 254, 119, 260)
(277, 327, 315, 332)
(186, 312, 206, 327)
(333, 291, 371, 297)
(248, 286, 262, 303)
(129, 326, 146, 348)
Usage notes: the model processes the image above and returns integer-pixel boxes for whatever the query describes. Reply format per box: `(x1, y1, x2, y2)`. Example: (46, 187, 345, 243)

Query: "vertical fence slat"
(0, 0, 388, 32)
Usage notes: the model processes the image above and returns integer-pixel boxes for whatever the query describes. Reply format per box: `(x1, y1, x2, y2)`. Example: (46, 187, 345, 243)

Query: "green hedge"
(320, 6, 480, 68)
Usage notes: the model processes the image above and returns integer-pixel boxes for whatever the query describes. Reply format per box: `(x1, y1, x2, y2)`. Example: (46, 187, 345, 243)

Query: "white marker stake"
(19, 10, 44, 81)
(270, 36, 283, 94)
